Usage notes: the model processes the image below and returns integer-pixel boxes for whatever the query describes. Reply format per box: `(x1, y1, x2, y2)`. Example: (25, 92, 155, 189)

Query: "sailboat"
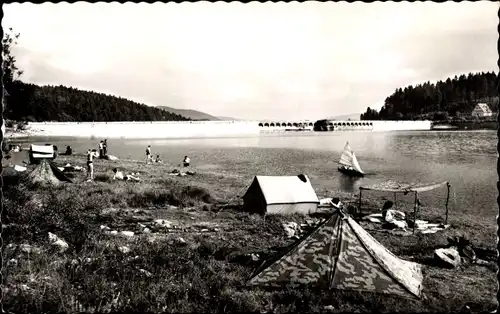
(338, 141, 365, 177)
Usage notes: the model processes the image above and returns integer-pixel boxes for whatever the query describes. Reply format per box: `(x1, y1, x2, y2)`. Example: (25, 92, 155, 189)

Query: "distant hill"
(327, 113, 361, 121)
(4, 81, 191, 122)
(156, 106, 225, 121)
(216, 116, 240, 121)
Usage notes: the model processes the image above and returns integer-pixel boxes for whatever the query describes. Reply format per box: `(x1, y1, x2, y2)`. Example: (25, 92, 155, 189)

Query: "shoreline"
(2, 153, 497, 313)
(3, 125, 496, 142)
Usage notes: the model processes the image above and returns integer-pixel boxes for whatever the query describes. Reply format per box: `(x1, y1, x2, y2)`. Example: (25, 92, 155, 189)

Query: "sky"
(2, 2, 498, 121)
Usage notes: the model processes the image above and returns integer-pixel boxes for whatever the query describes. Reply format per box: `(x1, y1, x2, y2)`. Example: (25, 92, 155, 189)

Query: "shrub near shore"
(2, 154, 497, 313)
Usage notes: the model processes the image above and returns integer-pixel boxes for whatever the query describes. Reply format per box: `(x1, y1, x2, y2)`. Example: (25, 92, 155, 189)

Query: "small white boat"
(338, 142, 364, 177)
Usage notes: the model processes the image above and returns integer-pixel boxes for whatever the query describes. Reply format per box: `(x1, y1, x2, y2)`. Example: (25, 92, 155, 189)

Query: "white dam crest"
(25, 120, 432, 139)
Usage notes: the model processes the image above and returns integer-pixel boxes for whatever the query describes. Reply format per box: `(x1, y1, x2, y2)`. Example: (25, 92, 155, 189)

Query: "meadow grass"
(2, 154, 497, 313)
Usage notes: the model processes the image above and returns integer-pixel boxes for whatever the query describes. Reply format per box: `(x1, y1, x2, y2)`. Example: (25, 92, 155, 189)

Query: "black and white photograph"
(1, 2, 498, 313)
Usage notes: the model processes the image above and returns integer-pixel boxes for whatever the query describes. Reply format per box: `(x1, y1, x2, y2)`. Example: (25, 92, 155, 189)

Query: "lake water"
(12, 130, 498, 218)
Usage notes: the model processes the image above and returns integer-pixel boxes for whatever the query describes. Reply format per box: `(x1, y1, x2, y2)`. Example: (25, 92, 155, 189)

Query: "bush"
(127, 184, 214, 208)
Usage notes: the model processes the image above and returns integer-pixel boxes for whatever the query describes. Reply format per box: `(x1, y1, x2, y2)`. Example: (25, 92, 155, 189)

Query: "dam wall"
(314, 120, 432, 131)
(26, 121, 261, 139)
(372, 120, 432, 131)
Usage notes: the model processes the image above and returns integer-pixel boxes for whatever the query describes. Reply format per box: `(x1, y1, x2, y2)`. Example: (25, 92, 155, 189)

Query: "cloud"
(3, 2, 498, 120)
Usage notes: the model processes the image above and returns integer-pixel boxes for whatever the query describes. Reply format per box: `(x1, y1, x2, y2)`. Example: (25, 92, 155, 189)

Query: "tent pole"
(445, 183, 450, 225)
(358, 189, 362, 218)
(394, 192, 398, 211)
(413, 191, 418, 234)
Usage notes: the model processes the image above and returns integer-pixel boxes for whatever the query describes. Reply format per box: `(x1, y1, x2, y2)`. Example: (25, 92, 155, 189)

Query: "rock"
(8, 258, 18, 266)
(154, 219, 173, 228)
(200, 229, 209, 232)
(392, 220, 408, 230)
(85, 257, 93, 263)
(323, 305, 335, 311)
(475, 259, 490, 266)
(118, 246, 131, 254)
(70, 259, 79, 265)
(138, 223, 147, 229)
(20, 284, 31, 291)
(435, 247, 461, 268)
(213, 228, 220, 232)
(142, 228, 151, 234)
(20, 244, 39, 254)
(176, 237, 186, 244)
(110, 230, 118, 235)
(48, 232, 69, 253)
(190, 217, 195, 220)
(120, 231, 135, 238)
(138, 268, 152, 277)
(250, 253, 260, 262)
(100, 225, 111, 231)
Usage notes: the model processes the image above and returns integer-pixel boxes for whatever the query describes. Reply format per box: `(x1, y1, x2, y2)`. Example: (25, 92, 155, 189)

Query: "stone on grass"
(434, 247, 461, 268)
(154, 219, 173, 228)
(120, 231, 135, 238)
(48, 232, 69, 253)
(138, 269, 152, 277)
(323, 305, 335, 311)
(20, 244, 41, 254)
(175, 237, 187, 244)
(8, 258, 18, 266)
(118, 246, 131, 254)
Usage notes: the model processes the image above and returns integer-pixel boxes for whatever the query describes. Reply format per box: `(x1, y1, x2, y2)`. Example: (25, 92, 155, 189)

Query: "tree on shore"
(2, 28, 23, 88)
(360, 72, 499, 121)
(2, 29, 191, 122)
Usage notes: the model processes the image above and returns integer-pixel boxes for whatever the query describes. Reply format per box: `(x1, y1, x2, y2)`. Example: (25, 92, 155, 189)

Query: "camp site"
(1, 2, 498, 312)
(2, 138, 497, 313)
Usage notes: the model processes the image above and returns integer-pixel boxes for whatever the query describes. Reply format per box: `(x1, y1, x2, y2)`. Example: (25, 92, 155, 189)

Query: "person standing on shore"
(87, 149, 95, 181)
(99, 141, 104, 158)
(146, 145, 152, 164)
(103, 139, 108, 156)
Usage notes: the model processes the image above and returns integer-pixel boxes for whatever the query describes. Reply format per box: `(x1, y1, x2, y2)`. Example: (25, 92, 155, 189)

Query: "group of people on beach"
(145, 144, 190, 167)
(83, 142, 192, 182)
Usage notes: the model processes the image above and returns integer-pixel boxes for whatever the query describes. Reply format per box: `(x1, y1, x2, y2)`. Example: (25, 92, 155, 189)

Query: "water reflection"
(338, 174, 363, 193)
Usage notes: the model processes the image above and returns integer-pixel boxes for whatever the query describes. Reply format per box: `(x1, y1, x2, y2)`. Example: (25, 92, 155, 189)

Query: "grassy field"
(2, 153, 498, 313)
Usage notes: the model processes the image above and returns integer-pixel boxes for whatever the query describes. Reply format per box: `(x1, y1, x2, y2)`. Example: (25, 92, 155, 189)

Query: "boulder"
(48, 232, 69, 253)
(118, 246, 131, 254)
(120, 231, 135, 238)
(435, 247, 461, 268)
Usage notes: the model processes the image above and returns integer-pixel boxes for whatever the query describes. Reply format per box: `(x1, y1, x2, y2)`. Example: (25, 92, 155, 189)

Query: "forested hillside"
(4, 81, 190, 122)
(2, 29, 189, 123)
(361, 71, 498, 120)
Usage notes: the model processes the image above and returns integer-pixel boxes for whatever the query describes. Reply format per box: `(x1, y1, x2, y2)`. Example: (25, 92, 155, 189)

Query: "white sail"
(339, 142, 353, 167)
(351, 152, 364, 174)
(338, 142, 364, 174)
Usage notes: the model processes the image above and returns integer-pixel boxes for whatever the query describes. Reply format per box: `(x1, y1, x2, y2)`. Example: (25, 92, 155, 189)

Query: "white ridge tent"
(242, 174, 320, 215)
